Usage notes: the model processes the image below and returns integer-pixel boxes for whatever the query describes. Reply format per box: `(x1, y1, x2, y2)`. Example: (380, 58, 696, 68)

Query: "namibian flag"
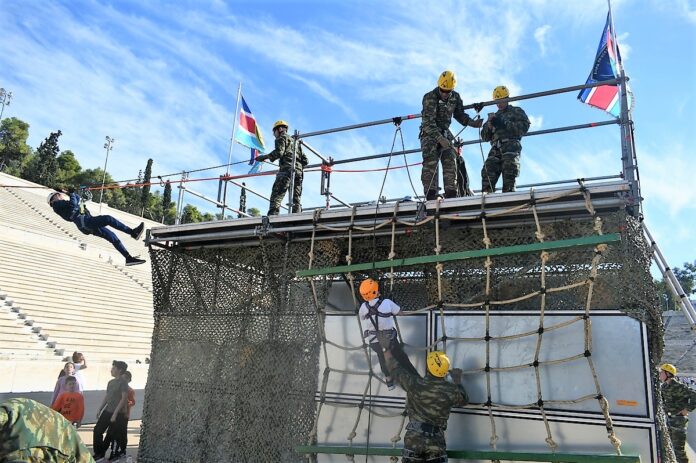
(578, 11, 632, 117)
(235, 96, 266, 153)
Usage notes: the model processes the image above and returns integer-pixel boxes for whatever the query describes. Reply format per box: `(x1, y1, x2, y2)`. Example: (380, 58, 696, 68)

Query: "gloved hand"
(473, 102, 484, 113)
(437, 138, 451, 150)
(450, 368, 463, 384)
(256, 154, 269, 162)
(470, 118, 483, 128)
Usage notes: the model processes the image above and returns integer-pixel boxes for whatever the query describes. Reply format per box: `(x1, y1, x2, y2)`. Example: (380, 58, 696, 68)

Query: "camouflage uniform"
(0, 398, 94, 462)
(662, 379, 696, 463)
(266, 133, 308, 215)
(480, 104, 530, 193)
(387, 357, 468, 462)
(420, 88, 475, 199)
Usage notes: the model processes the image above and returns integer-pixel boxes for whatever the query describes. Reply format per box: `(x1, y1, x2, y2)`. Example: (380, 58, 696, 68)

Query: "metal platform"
(147, 180, 630, 249)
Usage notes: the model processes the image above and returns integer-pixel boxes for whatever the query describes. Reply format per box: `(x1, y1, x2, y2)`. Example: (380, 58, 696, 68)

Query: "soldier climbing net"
(301, 184, 624, 461)
(141, 182, 669, 463)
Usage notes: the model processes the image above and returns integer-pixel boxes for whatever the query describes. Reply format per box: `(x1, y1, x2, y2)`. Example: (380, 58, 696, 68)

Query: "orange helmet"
(359, 278, 379, 301)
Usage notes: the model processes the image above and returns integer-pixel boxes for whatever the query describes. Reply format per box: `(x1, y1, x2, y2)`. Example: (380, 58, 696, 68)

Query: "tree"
(248, 207, 261, 217)
(141, 158, 153, 216)
(24, 130, 62, 187)
(162, 180, 173, 223)
(655, 261, 696, 311)
(122, 170, 143, 214)
(55, 150, 82, 189)
(181, 204, 203, 224)
(71, 168, 126, 210)
(0, 117, 32, 175)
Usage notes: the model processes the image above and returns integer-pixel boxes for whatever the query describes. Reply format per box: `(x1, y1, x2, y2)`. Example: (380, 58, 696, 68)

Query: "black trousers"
(93, 410, 128, 456)
(370, 334, 419, 380)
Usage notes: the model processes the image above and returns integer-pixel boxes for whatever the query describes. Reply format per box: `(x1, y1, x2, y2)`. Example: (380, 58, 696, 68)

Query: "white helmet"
(47, 192, 61, 204)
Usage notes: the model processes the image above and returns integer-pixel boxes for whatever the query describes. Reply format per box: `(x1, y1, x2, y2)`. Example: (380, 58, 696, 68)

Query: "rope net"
(140, 187, 671, 463)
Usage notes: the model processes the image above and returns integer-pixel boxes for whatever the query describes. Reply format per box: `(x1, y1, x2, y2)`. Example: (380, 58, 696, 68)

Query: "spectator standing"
(93, 361, 128, 461)
(51, 362, 83, 405)
(51, 376, 84, 427)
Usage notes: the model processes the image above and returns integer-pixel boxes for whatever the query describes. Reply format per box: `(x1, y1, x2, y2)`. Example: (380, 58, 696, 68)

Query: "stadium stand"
(0, 172, 156, 365)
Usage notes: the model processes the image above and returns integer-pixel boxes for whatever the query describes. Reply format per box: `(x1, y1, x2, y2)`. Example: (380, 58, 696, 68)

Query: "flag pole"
(220, 82, 242, 218)
(607, 0, 641, 214)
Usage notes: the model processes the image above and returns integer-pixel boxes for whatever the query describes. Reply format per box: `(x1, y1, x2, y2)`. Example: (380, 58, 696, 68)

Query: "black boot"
(126, 256, 146, 266)
(425, 190, 440, 201)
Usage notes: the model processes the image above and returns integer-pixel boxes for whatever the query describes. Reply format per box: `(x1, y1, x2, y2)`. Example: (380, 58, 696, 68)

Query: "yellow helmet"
(272, 120, 289, 131)
(427, 351, 450, 377)
(493, 85, 510, 100)
(359, 278, 379, 301)
(660, 363, 677, 376)
(437, 70, 457, 91)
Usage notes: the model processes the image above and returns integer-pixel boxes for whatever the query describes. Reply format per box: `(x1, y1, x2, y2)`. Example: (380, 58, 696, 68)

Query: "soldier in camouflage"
(660, 364, 696, 463)
(256, 120, 308, 215)
(382, 342, 468, 463)
(480, 86, 530, 193)
(0, 398, 94, 462)
(420, 71, 482, 200)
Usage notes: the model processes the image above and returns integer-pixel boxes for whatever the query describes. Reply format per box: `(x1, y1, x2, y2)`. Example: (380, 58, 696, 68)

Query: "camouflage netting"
(140, 209, 672, 462)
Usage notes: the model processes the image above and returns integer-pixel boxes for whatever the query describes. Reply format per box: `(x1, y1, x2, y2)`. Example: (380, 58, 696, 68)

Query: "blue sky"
(0, 0, 694, 271)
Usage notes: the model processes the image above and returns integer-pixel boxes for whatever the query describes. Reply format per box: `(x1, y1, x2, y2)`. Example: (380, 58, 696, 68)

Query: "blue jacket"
(51, 193, 92, 232)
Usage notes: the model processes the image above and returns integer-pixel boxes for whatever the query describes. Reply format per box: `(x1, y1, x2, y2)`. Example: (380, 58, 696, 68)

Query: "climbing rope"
(301, 184, 623, 460)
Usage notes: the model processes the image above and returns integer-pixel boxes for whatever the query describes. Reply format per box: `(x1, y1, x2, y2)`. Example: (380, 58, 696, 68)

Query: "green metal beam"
(295, 445, 640, 463)
(297, 233, 621, 278)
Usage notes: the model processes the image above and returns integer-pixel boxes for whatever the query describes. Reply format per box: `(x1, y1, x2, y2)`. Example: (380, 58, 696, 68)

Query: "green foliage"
(141, 158, 153, 215)
(71, 168, 126, 210)
(248, 207, 261, 217)
(0, 117, 32, 175)
(655, 261, 696, 311)
(24, 130, 62, 187)
(55, 150, 82, 189)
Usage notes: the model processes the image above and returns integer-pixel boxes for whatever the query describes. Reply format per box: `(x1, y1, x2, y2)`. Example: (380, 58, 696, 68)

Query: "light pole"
(99, 136, 115, 213)
(0, 88, 12, 121)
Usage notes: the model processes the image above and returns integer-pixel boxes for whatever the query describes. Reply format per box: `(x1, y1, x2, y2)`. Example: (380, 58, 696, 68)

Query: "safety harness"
(364, 298, 397, 344)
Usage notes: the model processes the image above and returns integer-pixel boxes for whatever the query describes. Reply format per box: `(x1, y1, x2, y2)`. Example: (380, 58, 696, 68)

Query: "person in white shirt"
(358, 278, 419, 390)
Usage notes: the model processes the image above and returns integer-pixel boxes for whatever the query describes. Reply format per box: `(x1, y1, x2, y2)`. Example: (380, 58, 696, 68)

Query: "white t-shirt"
(359, 298, 401, 343)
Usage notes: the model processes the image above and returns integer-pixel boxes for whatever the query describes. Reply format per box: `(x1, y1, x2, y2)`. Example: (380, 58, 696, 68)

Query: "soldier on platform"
(420, 70, 482, 200)
(380, 343, 468, 463)
(480, 85, 530, 193)
(659, 363, 696, 463)
(256, 120, 308, 215)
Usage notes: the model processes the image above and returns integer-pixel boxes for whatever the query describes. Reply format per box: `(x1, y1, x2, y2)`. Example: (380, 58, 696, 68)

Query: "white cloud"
(534, 25, 552, 56)
(639, 142, 696, 217)
(616, 32, 632, 61)
(528, 115, 544, 130)
(286, 73, 358, 121)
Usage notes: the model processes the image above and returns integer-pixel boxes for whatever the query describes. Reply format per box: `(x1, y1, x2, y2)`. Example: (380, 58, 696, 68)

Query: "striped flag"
(235, 96, 266, 153)
(577, 11, 633, 117)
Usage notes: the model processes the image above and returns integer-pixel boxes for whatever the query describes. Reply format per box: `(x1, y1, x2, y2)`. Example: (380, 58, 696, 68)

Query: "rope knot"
(388, 251, 396, 260)
(345, 255, 352, 264)
(482, 237, 492, 247)
(535, 231, 546, 241)
(434, 245, 442, 254)
(595, 243, 608, 254)
(545, 437, 559, 452)
(484, 257, 492, 269)
(435, 263, 444, 273)
(540, 251, 550, 263)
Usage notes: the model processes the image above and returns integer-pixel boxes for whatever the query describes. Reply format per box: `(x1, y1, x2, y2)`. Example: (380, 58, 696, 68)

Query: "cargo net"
(301, 186, 667, 461)
(141, 185, 668, 463)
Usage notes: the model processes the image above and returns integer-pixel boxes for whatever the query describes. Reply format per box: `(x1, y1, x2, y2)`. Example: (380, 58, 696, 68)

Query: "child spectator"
(358, 278, 419, 390)
(71, 352, 88, 391)
(109, 370, 136, 460)
(93, 360, 128, 461)
(51, 376, 84, 427)
(51, 362, 83, 405)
